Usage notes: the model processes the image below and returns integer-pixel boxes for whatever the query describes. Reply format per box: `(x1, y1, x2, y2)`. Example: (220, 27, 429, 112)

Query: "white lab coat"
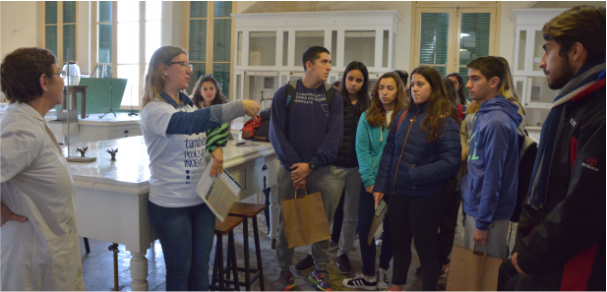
(1, 102, 85, 290)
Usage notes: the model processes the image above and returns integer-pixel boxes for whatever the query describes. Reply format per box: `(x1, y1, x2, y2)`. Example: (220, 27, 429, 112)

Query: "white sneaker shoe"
(343, 272, 378, 290)
(377, 268, 390, 290)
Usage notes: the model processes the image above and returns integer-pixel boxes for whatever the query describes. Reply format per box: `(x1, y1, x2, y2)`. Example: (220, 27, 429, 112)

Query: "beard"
(545, 55, 575, 90)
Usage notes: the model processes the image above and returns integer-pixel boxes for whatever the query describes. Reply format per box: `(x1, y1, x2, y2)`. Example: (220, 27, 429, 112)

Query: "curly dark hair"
(1, 47, 57, 104)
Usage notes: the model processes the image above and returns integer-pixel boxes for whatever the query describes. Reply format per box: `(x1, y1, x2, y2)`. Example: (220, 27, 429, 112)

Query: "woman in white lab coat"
(0, 47, 85, 290)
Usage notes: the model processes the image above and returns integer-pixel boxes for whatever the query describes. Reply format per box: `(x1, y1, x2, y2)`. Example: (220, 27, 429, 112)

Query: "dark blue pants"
(357, 183, 394, 276)
(148, 201, 216, 291)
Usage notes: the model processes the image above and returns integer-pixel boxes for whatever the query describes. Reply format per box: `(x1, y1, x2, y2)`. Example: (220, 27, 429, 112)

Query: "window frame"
(39, 1, 79, 66)
(182, 2, 236, 98)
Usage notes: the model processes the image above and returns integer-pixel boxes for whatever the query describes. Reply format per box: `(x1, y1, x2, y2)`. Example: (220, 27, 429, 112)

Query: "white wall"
(381, 1, 413, 72)
(1, 1, 39, 58)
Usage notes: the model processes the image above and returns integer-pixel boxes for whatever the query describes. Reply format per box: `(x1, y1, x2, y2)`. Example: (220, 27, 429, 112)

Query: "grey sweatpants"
(275, 166, 342, 272)
(329, 165, 362, 257)
(463, 214, 509, 260)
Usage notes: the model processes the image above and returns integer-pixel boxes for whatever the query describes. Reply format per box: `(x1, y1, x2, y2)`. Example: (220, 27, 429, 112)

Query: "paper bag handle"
(294, 189, 309, 199)
(473, 244, 488, 257)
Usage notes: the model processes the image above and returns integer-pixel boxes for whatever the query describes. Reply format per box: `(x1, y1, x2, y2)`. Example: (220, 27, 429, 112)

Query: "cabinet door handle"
(262, 165, 268, 170)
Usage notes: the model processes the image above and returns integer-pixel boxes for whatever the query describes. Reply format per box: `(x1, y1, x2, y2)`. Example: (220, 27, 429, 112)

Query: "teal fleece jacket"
(355, 111, 389, 188)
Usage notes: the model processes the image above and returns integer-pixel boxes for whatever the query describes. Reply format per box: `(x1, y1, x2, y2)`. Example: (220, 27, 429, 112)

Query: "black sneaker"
(295, 254, 315, 271)
(336, 254, 352, 274)
(415, 266, 422, 277)
(343, 272, 377, 290)
(279, 271, 296, 291)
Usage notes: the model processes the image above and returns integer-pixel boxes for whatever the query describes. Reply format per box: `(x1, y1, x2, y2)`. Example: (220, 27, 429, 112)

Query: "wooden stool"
(62, 85, 89, 119)
(228, 202, 267, 291)
(211, 216, 242, 291)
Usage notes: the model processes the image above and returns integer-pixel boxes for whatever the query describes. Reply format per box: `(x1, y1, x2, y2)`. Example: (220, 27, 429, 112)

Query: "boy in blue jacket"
(462, 56, 522, 260)
(269, 46, 344, 291)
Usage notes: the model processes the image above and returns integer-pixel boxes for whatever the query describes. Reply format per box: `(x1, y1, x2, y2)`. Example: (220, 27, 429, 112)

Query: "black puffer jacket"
(333, 102, 361, 168)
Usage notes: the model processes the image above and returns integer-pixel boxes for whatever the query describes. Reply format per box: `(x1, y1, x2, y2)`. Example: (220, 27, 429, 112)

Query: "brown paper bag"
(446, 244, 503, 291)
(281, 190, 331, 249)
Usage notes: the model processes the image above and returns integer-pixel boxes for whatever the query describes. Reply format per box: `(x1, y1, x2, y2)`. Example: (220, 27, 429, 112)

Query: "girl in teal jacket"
(342, 72, 407, 290)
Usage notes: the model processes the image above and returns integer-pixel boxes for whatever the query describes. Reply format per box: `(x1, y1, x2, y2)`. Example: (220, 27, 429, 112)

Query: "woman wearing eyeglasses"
(141, 46, 260, 291)
(0, 47, 85, 290)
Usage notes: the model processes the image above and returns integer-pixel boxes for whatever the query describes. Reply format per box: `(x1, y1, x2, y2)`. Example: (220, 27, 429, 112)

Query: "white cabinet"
(232, 10, 401, 104)
(510, 9, 566, 109)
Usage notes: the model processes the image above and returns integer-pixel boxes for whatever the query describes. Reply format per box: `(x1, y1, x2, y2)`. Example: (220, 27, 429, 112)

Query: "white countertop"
(63, 135, 275, 188)
(48, 112, 141, 126)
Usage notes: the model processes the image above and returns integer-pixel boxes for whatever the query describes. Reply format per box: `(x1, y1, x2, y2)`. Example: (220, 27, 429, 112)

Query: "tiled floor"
(80, 206, 516, 291)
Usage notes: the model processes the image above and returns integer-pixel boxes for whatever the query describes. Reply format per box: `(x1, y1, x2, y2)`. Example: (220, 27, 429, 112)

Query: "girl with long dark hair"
(373, 66, 461, 291)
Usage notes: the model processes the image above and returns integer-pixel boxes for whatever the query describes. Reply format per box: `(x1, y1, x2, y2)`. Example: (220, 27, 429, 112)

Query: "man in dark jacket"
(462, 56, 522, 260)
(499, 6, 606, 291)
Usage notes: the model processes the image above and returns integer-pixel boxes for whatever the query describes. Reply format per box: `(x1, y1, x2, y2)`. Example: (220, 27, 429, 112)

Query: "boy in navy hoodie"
(461, 56, 522, 260)
(269, 46, 344, 291)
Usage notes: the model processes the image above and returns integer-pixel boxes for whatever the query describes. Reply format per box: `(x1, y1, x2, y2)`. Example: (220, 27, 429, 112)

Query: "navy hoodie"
(462, 95, 523, 231)
(269, 80, 344, 171)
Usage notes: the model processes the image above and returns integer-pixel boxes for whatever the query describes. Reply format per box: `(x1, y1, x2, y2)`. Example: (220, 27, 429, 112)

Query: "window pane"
(430, 66, 447, 77)
(213, 63, 231, 99)
(118, 1, 139, 22)
(283, 31, 289, 66)
(419, 13, 449, 65)
(189, 19, 207, 62)
(45, 2, 58, 24)
(533, 31, 544, 71)
(530, 76, 556, 103)
(295, 31, 324, 67)
(99, 64, 112, 79)
(118, 65, 140, 106)
(190, 1, 208, 18)
(98, 24, 112, 63)
(383, 30, 389, 68)
(45, 26, 58, 57)
(249, 32, 276, 66)
(460, 13, 490, 65)
(344, 31, 375, 67)
(188, 63, 206, 93)
(63, 1, 76, 23)
(146, 21, 161, 62)
(214, 19, 231, 62)
(63, 24, 76, 61)
(331, 31, 337, 66)
(99, 1, 112, 22)
(215, 1, 232, 17)
(517, 30, 527, 71)
(459, 66, 470, 101)
(117, 22, 139, 64)
(146, 1, 162, 21)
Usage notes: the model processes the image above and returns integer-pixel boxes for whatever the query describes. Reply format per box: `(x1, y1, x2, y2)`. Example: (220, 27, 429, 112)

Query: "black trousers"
(389, 191, 444, 290)
(498, 260, 561, 291)
(437, 177, 460, 266)
(331, 189, 346, 242)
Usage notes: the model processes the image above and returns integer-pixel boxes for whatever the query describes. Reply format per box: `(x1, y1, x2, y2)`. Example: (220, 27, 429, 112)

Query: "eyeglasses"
(53, 70, 67, 78)
(165, 61, 193, 71)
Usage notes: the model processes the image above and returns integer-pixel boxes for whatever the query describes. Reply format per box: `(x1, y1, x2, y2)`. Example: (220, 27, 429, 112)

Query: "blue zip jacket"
(374, 102, 461, 197)
(462, 95, 523, 231)
(355, 111, 389, 188)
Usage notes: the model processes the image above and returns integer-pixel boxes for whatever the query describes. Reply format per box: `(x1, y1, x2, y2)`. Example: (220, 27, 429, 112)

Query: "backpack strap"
(286, 79, 335, 113)
(395, 109, 410, 132)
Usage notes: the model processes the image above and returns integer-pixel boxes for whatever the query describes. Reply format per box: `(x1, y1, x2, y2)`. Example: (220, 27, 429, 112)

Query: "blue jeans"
(148, 201, 216, 291)
(358, 183, 393, 276)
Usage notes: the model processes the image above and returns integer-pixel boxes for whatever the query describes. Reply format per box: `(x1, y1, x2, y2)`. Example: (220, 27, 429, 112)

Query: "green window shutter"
(63, 2, 76, 23)
(98, 24, 112, 63)
(459, 66, 470, 100)
(213, 63, 230, 100)
(190, 1, 208, 18)
(45, 2, 58, 24)
(99, 1, 112, 22)
(213, 19, 231, 62)
(419, 13, 449, 65)
(460, 13, 491, 65)
(45, 26, 58, 57)
(188, 63, 206, 93)
(214, 2, 232, 17)
(63, 24, 76, 61)
(189, 19, 207, 62)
